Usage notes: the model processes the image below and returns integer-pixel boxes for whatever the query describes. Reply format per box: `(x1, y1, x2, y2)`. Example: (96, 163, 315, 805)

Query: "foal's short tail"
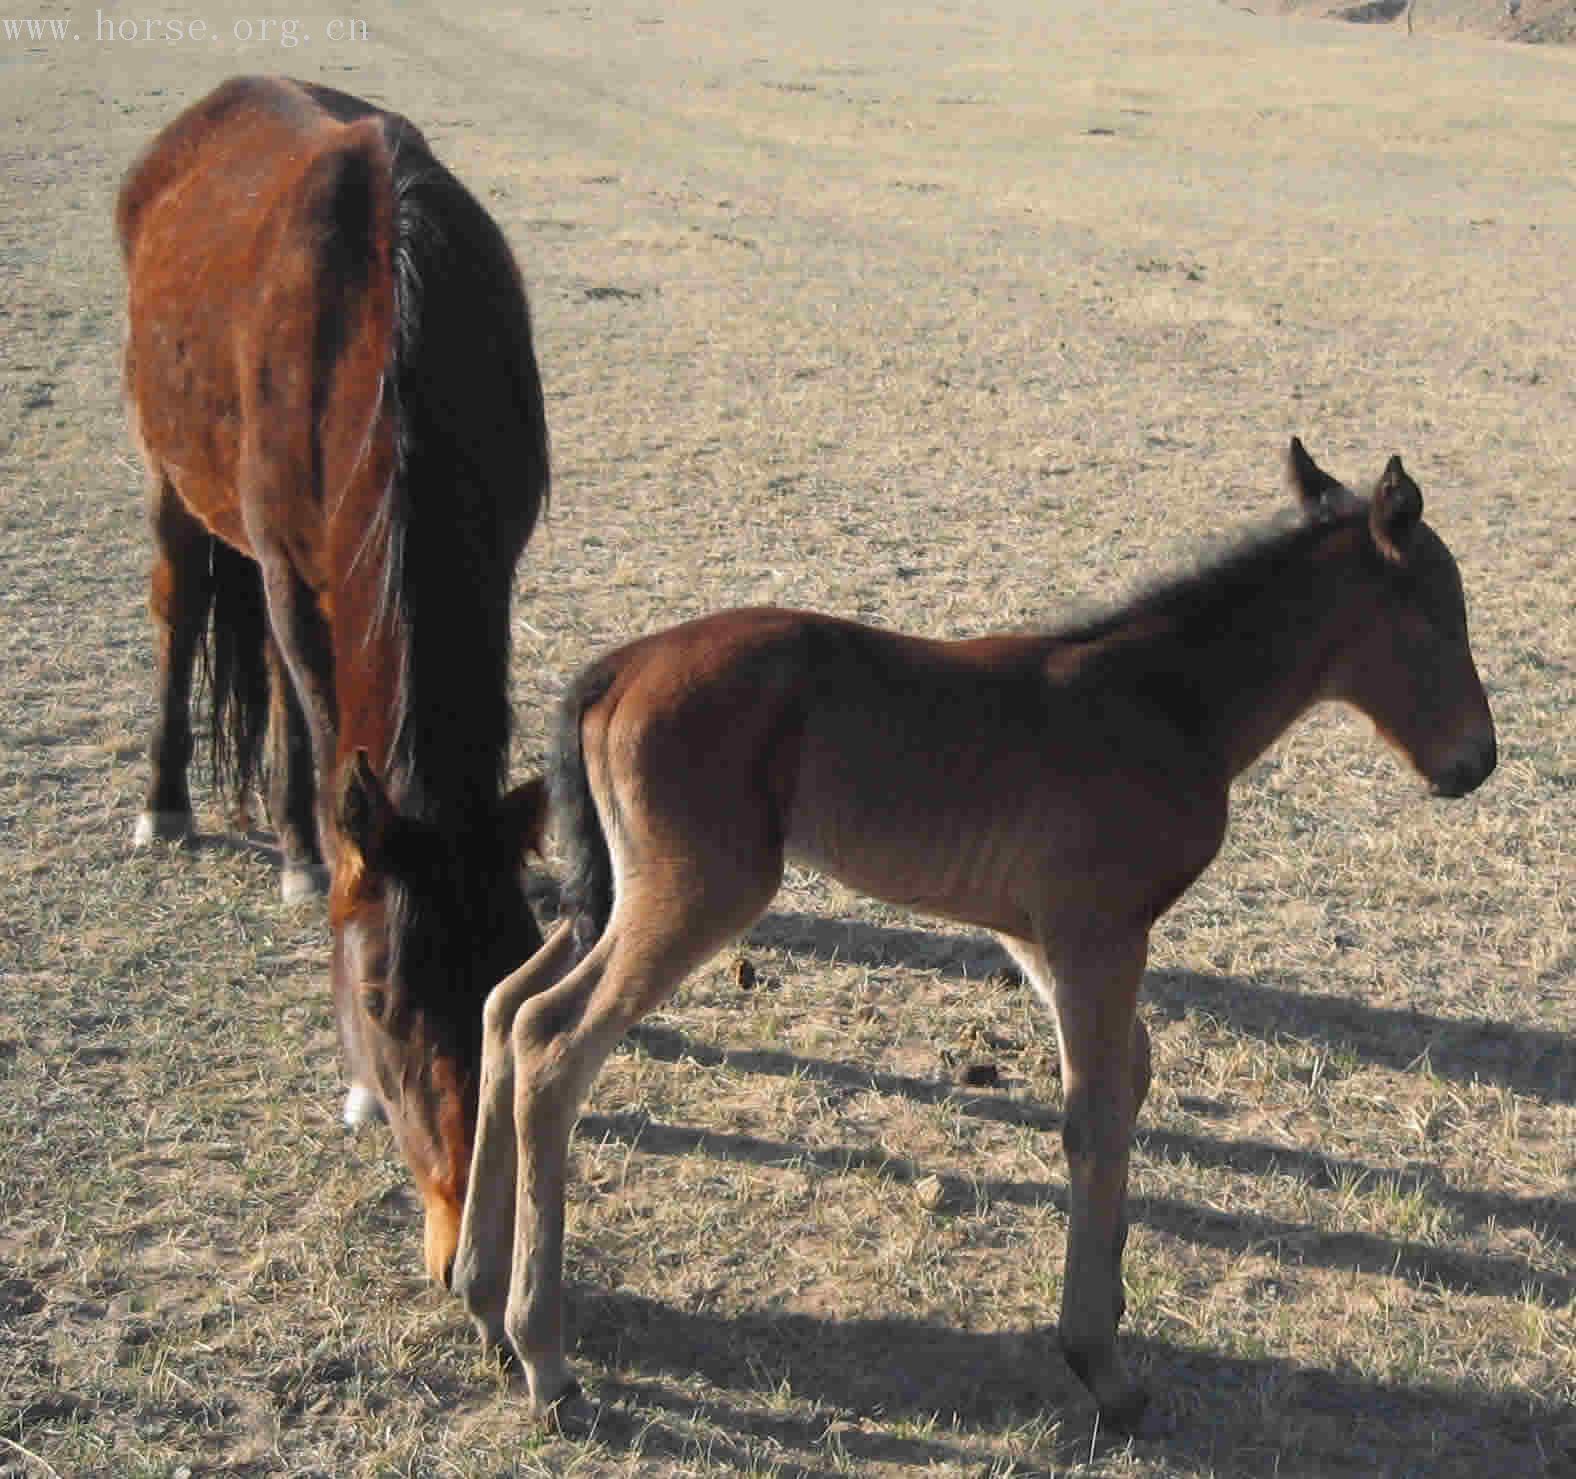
(205, 540, 270, 823)
(549, 662, 618, 959)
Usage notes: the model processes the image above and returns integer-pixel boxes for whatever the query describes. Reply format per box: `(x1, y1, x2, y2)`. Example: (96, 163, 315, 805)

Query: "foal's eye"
(361, 983, 390, 1023)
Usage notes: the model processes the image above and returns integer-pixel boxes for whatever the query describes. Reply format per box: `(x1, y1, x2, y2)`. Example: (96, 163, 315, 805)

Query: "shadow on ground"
(589, 1070, 1575, 1313)
(552, 1280, 1573, 1477)
(748, 910, 1575, 1104)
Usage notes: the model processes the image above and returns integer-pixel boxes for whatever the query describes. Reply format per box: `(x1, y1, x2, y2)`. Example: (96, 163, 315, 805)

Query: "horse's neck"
(334, 539, 508, 832)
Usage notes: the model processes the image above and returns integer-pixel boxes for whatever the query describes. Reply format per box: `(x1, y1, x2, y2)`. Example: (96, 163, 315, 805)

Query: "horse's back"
(117, 78, 406, 253)
(119, 79, 407, 556)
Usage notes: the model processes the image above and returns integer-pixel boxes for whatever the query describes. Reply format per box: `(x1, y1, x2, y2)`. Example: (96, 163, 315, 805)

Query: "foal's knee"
(1061, 1089, 1134, 1166)
(481, 981, 520, 1045)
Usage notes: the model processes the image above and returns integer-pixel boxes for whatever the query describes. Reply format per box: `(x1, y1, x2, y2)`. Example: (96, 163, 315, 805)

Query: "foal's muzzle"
(1430, 735, 1497, 799)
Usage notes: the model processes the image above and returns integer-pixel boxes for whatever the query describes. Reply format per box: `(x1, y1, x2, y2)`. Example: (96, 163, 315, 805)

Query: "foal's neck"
(1193, 524, 1373, 784)
(1087, 520, 1376, 786)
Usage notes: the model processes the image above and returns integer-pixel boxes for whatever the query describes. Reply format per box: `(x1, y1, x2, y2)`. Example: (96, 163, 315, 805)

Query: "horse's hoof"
(280, 862, 329, 905)
(342, 1082, 385, 1128)
(133, 810, 193, 847)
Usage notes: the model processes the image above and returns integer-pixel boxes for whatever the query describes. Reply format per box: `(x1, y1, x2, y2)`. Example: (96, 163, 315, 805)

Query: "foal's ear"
(1286, 437, 1360, 521)
(336, 750, 426, 882)
(497, 775, 549, 862)
(1369, 455, 1424, 563)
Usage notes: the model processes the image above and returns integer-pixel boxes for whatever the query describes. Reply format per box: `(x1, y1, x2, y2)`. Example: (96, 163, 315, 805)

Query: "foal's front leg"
(500, 924, 643, 1413)
(1004, 926, 1151, 1430)
(452, 921, 580, 1350)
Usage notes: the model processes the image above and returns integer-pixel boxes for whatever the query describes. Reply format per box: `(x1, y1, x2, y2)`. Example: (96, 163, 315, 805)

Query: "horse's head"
(329, 752, 546, 1282)
(1288, 438, 1497, 799)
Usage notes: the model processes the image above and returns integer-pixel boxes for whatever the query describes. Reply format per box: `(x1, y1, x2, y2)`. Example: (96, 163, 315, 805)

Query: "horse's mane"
(377, 133, 549, 832)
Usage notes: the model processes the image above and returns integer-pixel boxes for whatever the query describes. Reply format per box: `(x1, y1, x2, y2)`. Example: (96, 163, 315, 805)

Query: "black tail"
(203, 541, 270, 823)
(549, 662, 618, 959)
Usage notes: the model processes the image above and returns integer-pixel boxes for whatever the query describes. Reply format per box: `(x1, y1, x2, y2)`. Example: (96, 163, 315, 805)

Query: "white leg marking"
(133, 810, 194, 847)
(342, 1082, 384, 1128)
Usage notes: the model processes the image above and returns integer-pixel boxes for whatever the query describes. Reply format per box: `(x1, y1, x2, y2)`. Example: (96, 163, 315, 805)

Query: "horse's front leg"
(250, 538, 339, 865)
(1002, 925, 1151, 1431)
(452, 921, 580, 1352)
(265, 633, 327, 904)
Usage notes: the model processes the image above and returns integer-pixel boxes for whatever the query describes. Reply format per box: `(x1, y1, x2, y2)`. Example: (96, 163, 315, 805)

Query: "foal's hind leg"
(452, 919, 581, 1350)
(135, 478, 213, 847)
(265, 635, 327, 904)
(1001, 926, 1151, 1431)
(503, 865, 781, 1414)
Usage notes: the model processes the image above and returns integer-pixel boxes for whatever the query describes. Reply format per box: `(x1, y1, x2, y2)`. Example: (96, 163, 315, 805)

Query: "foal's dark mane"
(1047, 507, 1367, 651)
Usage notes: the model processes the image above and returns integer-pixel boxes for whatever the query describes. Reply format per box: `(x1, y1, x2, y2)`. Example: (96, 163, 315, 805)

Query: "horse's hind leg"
(503, 862, 781, 1414)
(452, 918, 582, 1349)
(135, 477, 213, 847)
(265, 634, 327, 903)
(1001, 926, 1151, 1432)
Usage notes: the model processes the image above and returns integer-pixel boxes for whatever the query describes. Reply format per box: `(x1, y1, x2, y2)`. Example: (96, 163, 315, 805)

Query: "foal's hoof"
(531, 1377, 588, 1431)
(280, 862, 330, 905)
(523, 1355, 582, 1422)
(133, 810, 193, 847)
(1097, 1383, 1154, 1437)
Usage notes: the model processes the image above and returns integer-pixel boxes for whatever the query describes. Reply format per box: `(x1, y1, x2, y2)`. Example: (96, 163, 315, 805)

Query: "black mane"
(380, 131, 549, 830)
(1048, 508, 1367, 650)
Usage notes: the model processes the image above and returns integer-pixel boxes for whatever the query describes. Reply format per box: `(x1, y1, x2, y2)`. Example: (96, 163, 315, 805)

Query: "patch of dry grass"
(2, 1, 1572, 1474)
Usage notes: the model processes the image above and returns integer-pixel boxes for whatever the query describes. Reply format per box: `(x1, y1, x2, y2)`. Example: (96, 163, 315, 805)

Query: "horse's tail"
(549, 662, 619, 959)
(204, 540, 271, 823)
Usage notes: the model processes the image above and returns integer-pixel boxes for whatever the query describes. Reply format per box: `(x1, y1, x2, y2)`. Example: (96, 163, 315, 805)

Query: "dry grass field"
(2, 1, 1573, 1474)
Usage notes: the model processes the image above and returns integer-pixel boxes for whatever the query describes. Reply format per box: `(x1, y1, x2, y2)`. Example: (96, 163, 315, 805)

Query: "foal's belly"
(783, 783, 1042, 939)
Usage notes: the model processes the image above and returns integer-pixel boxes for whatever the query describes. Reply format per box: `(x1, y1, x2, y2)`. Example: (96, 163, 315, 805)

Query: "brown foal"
(454, 440, 1495, 1429)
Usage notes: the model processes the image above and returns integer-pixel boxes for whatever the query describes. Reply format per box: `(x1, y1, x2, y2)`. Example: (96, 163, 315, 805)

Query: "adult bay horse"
(452, 440, 1495, 1429)
(118, 76, 549, 1280)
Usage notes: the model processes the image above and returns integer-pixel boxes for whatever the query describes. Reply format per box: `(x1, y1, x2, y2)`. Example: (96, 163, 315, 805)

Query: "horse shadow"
(556, 1084, 1572, 1472)
(549, 1269, 1571, 1476)
(587, 1078, 1575, 1307)
(745, 909, 1574, 1106)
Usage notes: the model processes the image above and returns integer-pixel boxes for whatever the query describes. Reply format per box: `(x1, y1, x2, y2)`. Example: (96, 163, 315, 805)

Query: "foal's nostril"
(442, 1253, 456, 1291)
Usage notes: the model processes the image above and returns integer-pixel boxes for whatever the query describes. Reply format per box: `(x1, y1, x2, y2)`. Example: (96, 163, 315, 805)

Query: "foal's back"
(581, 606, 1211, 937)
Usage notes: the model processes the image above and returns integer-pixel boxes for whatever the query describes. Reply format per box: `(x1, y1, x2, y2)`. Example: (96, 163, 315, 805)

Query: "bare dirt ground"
(1, 1, 1572, 1474)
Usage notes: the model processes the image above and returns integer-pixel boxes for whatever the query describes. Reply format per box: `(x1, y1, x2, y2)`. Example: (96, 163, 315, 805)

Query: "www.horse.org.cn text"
(2, 13, 370, 46)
